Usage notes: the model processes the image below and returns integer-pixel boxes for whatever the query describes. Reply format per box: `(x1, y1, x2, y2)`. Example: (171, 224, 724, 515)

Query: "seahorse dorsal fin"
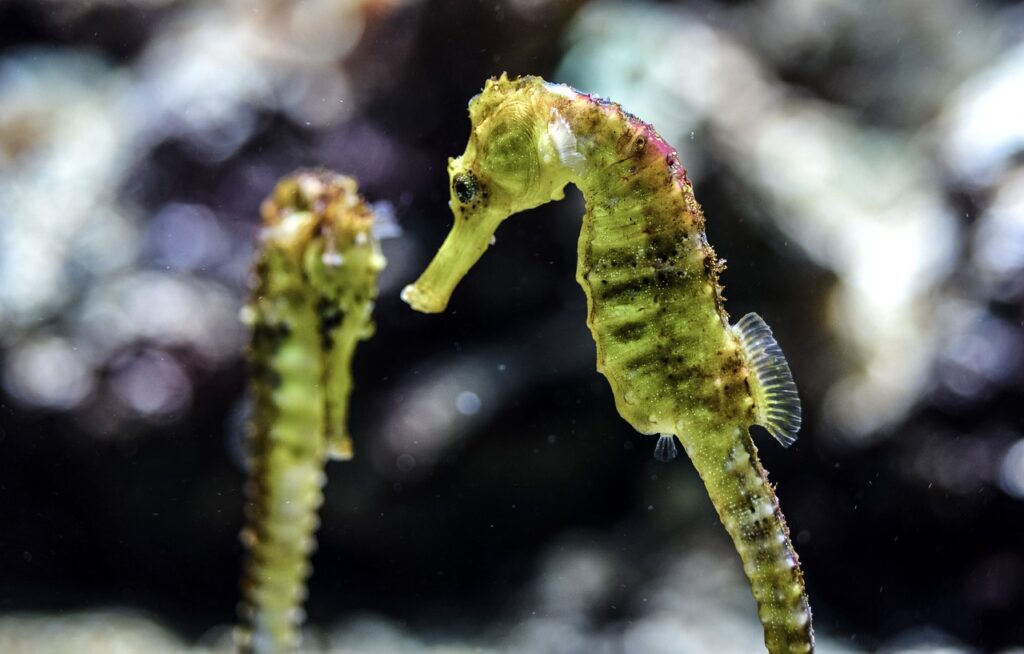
(654, 433, 679, 462)
(732, 313, 802, 447)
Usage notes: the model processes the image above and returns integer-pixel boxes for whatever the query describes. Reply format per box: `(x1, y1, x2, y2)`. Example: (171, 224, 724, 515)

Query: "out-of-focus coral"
(0, 0, 418, 432)
(0, 51, 137, 330)
(939, 43, 1024, 189)
(999, 438, 1024, 500)
(0, 541, 873, 654)
(970, 170, 1024, 302)
(0, 612, 192, 654)
(133, 0, 362, 154)
(740, 0, 1007, 129)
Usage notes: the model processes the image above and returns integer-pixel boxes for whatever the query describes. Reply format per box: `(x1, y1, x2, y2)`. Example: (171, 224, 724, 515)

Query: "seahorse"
(401, 75, 812, 653)
(237, 170, 386, 654)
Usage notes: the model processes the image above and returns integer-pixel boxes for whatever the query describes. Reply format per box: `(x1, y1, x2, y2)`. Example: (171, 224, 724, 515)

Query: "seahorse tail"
(237, 448, 326, 653)
(679, 429, 814, 654)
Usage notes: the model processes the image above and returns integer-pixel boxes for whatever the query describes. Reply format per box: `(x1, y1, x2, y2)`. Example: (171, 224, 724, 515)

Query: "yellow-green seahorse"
(237, 170, 386, 654)
(401, 75, 812, 653)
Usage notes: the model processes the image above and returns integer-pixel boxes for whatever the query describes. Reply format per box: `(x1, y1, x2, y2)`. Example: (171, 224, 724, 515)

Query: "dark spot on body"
(609, 320, 646, 341)
(623, 350, 662, 372)
(261, 368, 283, 390)
(655, 270, 676, 286)
(251, 320, 290, 351)
(317, 297, 346, 351)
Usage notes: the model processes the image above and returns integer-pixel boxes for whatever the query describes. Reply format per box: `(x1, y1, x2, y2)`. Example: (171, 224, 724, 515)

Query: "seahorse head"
(402, 75, 573, 312)
(260, 170, 384, 316)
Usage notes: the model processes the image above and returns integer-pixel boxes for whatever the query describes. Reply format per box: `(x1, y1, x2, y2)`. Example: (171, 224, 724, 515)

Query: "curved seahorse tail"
(678, 428, 814, 654)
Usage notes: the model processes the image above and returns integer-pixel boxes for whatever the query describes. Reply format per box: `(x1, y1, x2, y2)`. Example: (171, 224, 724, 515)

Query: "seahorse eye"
(453, 173, 478, 203)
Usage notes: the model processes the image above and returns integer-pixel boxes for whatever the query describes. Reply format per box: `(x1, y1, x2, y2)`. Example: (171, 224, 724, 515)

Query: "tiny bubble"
(455, 391, 481, 416)
(396, 453, 415, 472)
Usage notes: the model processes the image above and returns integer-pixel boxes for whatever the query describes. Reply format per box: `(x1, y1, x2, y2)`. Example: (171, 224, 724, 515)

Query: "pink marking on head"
(626, 115, 693, 191)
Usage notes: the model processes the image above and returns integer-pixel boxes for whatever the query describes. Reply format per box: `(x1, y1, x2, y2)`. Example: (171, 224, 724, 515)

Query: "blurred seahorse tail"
(235, 170, 385, 653)
(237, 436, 326, 653)
(679, 428, 815, 654)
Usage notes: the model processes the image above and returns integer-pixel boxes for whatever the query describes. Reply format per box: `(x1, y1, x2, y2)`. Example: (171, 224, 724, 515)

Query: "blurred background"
(1, 0, 1023, 652)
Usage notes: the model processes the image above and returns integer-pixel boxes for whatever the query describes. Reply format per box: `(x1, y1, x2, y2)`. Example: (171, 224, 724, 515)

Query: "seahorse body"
(401, 75, 812, 653)
(238, 170, 385, 654)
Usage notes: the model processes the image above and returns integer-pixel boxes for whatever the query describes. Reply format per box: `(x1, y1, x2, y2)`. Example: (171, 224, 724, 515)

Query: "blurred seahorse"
(237, 170, 386, 654)
(401, 75, 812, 653)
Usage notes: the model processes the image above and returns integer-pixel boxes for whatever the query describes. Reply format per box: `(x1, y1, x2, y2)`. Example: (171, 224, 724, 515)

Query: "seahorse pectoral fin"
(401, 207, 508, 313)
(732, 313, 802, 447)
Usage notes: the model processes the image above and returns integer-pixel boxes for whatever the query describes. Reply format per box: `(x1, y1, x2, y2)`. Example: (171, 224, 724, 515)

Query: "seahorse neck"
(553, 95, 721, 314)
